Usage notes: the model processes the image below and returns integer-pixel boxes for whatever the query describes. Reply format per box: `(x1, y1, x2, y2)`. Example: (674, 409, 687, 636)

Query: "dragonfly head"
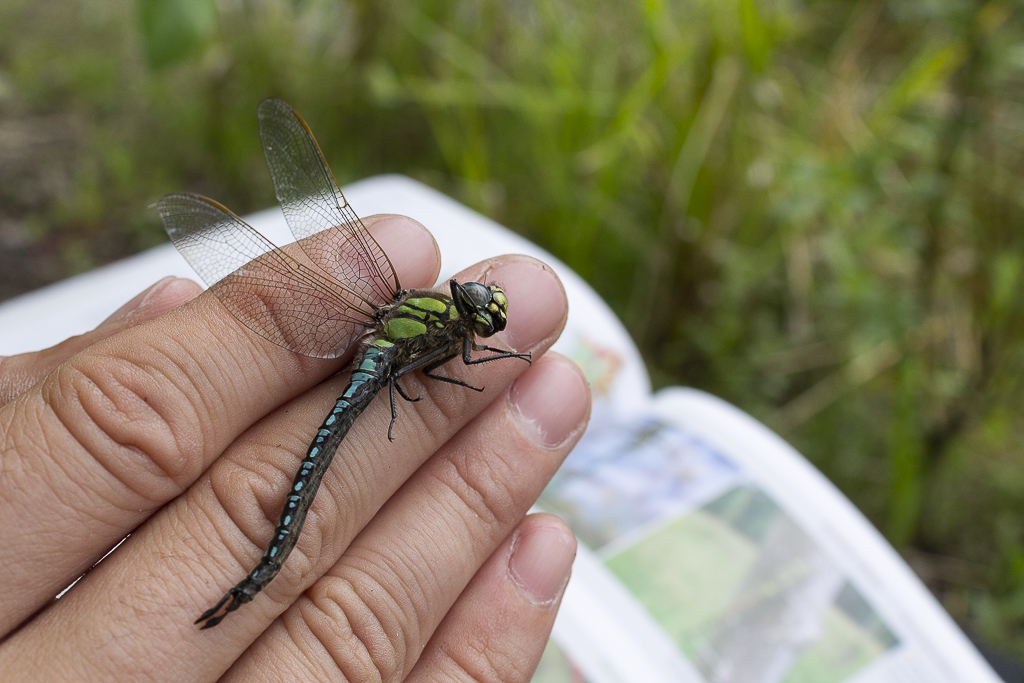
(451, 280, 509, 337)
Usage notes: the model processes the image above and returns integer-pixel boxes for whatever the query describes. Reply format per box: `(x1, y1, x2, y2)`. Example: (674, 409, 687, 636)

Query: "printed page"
(532, 391, 1003, 683)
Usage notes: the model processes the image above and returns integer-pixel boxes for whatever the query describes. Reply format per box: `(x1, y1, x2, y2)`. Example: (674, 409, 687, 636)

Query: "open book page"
(537, 391, 1004, 683)
(0, 175, 1001, 682)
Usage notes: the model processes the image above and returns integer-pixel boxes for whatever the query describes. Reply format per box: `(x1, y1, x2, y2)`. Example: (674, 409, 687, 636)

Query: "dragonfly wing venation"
(157, 193, 375, 359)
(257, 97, 401, 307)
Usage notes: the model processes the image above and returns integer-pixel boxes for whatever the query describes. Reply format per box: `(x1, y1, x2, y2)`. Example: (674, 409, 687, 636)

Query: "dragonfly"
(157, 97, 531, 629)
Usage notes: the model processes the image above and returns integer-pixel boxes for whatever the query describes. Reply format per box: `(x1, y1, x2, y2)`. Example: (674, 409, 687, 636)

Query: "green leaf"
(740, 0, 771, 72)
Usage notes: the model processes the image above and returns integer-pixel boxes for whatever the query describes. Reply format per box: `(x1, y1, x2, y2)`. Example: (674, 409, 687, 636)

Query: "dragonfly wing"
(156, 193, 375, 359)
(257, 97, 401, 306)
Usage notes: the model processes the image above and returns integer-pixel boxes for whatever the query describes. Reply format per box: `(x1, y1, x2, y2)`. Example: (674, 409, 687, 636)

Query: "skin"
(0, 214, 590, 682)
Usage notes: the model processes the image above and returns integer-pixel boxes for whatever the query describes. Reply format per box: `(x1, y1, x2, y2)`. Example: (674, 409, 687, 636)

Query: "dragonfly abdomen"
(263, 339, 397, 554)
(195, 338, 399, 628)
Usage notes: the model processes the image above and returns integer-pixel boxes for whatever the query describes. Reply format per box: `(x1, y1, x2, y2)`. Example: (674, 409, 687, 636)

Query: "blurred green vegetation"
(3, 0, 1024, 660)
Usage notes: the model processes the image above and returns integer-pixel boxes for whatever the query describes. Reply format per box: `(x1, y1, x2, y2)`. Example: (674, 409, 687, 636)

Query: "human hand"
(0, 215, 588, 681)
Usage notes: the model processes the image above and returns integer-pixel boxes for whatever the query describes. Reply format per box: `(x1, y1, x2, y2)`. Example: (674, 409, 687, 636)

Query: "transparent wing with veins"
(257, 97, 401, 308)
(157, 193, 376, 359)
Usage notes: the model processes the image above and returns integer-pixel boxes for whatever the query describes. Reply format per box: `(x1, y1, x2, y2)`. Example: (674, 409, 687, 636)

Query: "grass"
(3, 0, 1024, 662)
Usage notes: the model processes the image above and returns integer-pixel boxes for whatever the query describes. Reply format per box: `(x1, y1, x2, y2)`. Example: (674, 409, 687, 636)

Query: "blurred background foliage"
(2, 0, 1024, 662)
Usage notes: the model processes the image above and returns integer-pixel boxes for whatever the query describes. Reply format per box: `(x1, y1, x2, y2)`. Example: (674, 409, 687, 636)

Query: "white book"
(0, 175, 1003, 683)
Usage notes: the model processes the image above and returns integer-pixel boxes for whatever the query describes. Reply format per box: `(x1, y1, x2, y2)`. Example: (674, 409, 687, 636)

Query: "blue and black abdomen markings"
(247, 338, 398, 583)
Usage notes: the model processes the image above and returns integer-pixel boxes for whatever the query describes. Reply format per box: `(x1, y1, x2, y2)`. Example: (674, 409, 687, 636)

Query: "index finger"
(0, 276, 203, 405)
(0, 215, 439, 635)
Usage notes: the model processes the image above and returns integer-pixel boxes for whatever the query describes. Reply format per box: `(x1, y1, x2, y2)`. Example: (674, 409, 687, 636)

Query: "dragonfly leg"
(465, 341, 533, 366)
(395, 379, 421, 403)
(387, 376, 423, 441)
(387, 377, 399, 442)
(418, 337, 531, 391)
(423, 368, 484, 392)
(411, 338, 481, 391)
(385, 346, 459, 440)
(394, 344, 455, 379)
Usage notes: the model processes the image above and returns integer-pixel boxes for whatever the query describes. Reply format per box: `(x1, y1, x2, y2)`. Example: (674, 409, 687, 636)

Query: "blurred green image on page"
(0, 175, 1005, 683)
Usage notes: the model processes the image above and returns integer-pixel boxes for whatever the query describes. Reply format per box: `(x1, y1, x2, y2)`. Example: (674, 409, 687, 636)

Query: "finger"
(0, 276, 202, 405)
(0, 255, 567, 683)
(232, 353, 588, 682)
(407, 514, 576, 683)
(0, 215, 439, 635)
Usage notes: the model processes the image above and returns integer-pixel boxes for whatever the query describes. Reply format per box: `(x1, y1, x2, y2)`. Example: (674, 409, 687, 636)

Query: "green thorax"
(380, 291, 460, 342)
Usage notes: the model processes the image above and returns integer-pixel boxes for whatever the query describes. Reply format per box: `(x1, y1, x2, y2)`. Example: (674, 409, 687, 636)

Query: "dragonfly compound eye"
(462, 282, 491, 308)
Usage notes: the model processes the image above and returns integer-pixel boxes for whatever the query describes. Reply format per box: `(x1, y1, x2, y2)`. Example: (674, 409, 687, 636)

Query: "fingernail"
(508, 523, 577, 605)
(510, 357, 589, 448)
(99, 277, 199, 328)
(483, 259, 566, 352)
(99, 277, 175, 327)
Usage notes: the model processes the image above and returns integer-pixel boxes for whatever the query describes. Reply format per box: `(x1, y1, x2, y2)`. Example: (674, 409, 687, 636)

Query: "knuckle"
(204, 439, 315, 563)
(306, 573, 412, 682)
(441, 638, 534, 683)
(441, 441, 522, 530)
(46, 353, 209, 501)
(0, 351, 54, 405)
